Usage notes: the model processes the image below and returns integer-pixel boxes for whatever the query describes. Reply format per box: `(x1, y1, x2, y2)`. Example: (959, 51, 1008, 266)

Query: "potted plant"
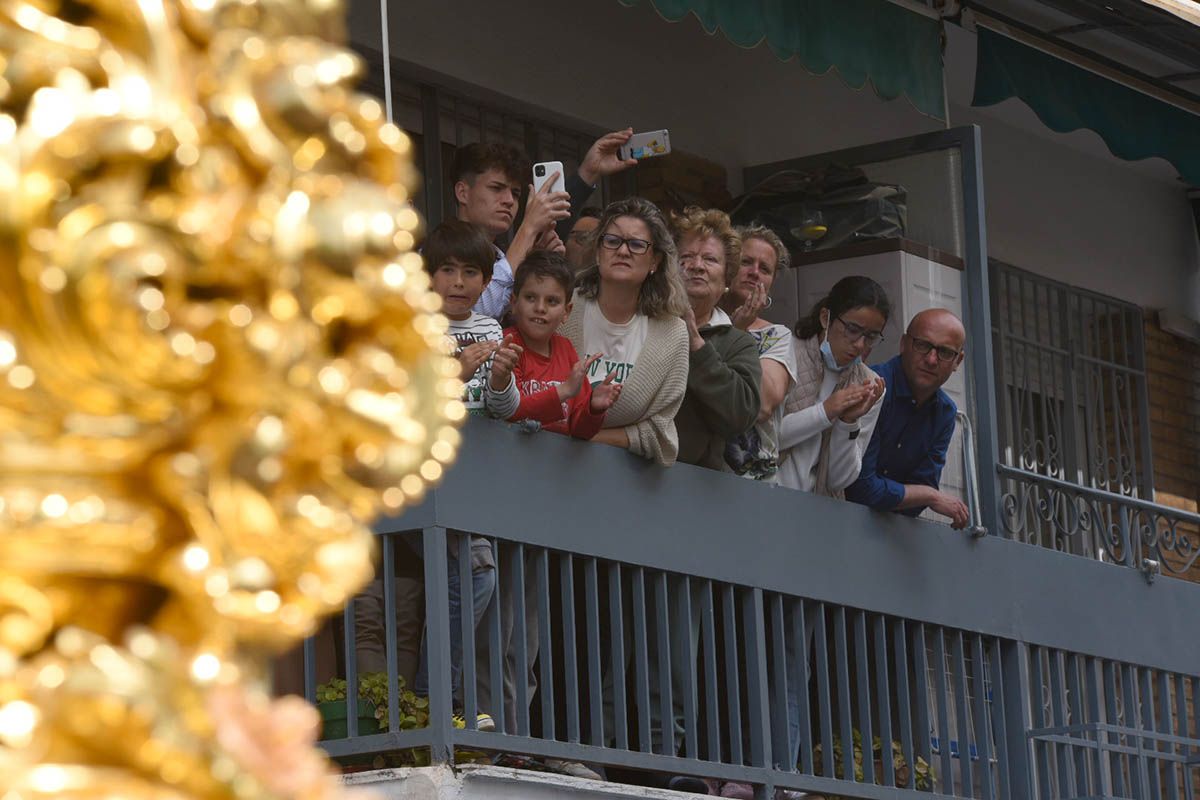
(315, 677, 381, 741)
(812, 728, 936, 796)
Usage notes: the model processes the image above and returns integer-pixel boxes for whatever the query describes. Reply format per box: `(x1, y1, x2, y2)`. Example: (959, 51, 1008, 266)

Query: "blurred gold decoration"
(0, 0, 465, 795)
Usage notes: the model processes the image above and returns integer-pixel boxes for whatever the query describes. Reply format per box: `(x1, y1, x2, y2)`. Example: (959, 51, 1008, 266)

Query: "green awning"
(618, 0, 946, 120)
(973, 27, 1200, 186)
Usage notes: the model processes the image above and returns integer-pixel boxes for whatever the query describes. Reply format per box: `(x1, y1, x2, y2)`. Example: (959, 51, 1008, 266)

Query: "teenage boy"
(500, 250, 622, 437)
(451, 143, 570, 319)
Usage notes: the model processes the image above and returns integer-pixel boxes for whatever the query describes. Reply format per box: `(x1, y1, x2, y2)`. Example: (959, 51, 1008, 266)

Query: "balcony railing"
(298, 419, 1200, 800)
(998, 465, 1200, 581)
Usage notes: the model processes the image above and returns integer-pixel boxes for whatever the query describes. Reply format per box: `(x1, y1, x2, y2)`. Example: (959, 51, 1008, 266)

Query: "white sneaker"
(545, 759, 603, 781)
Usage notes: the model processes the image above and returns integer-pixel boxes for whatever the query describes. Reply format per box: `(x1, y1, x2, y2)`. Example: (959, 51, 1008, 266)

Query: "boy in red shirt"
(476, 250, 624, 745)
(494, 250, 621, 437)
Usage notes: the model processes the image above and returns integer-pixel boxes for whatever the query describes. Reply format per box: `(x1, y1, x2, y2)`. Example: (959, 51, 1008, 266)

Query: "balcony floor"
(344, 764, 768, 799)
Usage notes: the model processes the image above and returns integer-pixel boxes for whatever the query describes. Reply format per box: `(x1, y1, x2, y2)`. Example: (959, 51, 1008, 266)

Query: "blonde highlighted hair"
(573, 196, 688, 319)
(736, 222, 791, 272)
(670, 206, 742, 286)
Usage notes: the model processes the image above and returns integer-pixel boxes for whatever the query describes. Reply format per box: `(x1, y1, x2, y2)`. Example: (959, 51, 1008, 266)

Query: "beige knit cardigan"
(561, 297, 690, 466)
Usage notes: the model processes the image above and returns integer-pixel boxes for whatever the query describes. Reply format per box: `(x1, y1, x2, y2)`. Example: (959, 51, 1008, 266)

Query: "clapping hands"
(839, 376, 886, 424)
(458, 341, 496, 381)
(487, 335, 523, 390)
(731, 283, 769, 331)
(822, 377, 885, 424)
(589, 369, 622, 413)
(556, 354, 622, 414)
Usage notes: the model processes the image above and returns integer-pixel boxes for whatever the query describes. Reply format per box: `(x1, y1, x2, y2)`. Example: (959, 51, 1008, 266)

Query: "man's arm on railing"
(891, 418, 968, 528)
(845, 408, 966, 528)
(844, 424, 905, 511)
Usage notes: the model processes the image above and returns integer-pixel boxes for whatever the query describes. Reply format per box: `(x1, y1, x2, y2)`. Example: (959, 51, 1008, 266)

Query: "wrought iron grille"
(349, 46, 617, 229)
(989, 262, 1155, 561)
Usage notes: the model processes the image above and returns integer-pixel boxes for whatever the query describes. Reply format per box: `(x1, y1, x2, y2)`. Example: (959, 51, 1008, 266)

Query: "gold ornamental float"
(0, 0, 463, 796)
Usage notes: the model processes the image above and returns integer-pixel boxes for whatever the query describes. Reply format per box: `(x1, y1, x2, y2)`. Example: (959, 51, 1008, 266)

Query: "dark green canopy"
(973, 27, 1200, 186)
(619, 0, 947, 120)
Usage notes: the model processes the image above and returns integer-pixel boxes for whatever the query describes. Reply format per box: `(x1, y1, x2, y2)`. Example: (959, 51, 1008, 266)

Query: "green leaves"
(315, 678, 348, 704)
(812, 730, 936, 795)
(315, 672, 430, 733)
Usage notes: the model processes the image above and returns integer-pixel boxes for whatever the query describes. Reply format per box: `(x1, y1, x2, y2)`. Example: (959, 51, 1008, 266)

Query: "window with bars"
(348, 46, 633, 233)
(989, 261, 1155, 559)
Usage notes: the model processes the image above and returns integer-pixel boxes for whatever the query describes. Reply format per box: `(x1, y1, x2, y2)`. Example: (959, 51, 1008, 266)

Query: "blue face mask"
(821, 329, 861, 373)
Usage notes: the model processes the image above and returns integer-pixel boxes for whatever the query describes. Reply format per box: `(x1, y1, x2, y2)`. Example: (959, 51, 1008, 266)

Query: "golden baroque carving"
(0, 0, 463, 795)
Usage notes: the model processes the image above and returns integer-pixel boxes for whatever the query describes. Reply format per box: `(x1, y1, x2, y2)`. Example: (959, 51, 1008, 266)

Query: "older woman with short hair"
(561, 196, 690, 465)
(671, 207, 761, 470)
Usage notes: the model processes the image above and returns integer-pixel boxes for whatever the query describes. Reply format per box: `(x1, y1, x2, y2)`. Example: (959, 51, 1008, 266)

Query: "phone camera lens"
(535, 165, 545, 176)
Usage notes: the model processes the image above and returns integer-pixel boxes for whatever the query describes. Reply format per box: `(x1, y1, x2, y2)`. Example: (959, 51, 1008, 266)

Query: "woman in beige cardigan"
(561, 197, 689, 466)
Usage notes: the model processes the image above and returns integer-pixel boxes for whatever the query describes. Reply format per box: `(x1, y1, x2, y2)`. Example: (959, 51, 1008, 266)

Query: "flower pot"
(317, 699, 380, 741)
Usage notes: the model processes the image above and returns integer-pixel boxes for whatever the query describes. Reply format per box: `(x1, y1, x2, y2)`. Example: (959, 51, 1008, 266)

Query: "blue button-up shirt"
(473, 245, 514, 320)
(845, 356, 957, 516)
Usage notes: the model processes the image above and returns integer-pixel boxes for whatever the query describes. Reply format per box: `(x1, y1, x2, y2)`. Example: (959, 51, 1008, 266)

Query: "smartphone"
(619, 129, 671, 161)
(532, 161, 566, 194)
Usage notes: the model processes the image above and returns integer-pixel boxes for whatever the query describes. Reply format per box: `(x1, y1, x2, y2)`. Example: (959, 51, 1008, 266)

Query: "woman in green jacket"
(671, 206, 762, 470)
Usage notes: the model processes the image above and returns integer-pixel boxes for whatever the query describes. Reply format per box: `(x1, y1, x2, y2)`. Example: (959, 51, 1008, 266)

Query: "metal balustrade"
(316, 527, 1012, 800)
(997, 465, 1200, 580)
(295, 420, 1200, 800)
(1024, 648, 1200, 800)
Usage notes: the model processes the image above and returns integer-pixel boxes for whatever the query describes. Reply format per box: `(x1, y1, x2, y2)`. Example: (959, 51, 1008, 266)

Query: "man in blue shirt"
(846, 309, 970, 528)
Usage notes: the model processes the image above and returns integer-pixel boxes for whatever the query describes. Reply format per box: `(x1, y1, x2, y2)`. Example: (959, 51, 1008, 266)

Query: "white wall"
(349, 0, 1200, 317)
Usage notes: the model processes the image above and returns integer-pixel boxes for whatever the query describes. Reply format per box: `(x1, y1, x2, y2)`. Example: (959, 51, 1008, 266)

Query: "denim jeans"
(414, 553, 496, 704)
(475, 542, 540, 734)
(775, 601, 820, 769)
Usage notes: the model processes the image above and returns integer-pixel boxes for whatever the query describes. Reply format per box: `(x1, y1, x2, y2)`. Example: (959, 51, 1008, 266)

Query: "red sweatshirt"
(503, 327, 605, 439)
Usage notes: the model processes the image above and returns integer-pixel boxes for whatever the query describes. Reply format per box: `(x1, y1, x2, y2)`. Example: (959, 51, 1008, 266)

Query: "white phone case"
(532, 161, 566, 194)
(620, 130, 671, 161)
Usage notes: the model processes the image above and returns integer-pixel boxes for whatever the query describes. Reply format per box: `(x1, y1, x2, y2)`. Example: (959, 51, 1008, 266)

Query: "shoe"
(719, 782, 755, 799)
(544, 759, 603, 781)
(451, 711, 495, 732)
(667, 775, 713, 794)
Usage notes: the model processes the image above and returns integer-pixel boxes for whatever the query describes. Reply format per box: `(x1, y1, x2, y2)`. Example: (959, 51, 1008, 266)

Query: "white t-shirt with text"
(580, 299, 647, 387)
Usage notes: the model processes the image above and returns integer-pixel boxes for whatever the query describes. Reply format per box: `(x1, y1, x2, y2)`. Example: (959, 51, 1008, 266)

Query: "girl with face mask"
(776, 275, 890, 496)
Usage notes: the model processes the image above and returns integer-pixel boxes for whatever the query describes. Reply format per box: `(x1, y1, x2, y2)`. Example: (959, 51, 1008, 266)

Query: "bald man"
(846, 309, 970, 529)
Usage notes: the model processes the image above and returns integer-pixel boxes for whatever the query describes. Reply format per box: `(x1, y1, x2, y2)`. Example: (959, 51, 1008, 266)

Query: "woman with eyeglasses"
(776, 275, 889, 495)
(561, 197, 690, 465)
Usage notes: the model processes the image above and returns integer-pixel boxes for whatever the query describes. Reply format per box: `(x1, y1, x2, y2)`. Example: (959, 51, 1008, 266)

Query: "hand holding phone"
(619, 129, 671, 161)
(523, 162, 570, 235)
(532, 160, 566, 194)
(579, 128, 641, 184)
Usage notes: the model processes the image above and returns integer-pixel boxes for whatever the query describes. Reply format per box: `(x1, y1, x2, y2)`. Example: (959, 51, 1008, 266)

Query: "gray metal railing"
(997, 464, 1200, 581)
(958, 410, 988, 538)
(297, 420, 1200, 800)
(1023, 645, 1200, 800)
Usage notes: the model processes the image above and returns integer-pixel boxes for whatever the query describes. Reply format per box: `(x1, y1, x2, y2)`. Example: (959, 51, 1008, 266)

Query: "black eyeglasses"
(907, 335, 962, 362)
(599, 233, 652, 255)
(835, 316, 885, 346)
